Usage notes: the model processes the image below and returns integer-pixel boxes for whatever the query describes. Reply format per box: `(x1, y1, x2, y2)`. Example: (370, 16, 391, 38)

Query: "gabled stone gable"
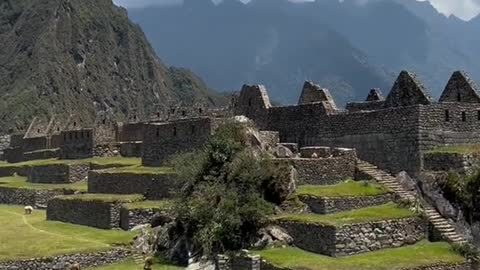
(439, 71, 480, 103)
(385, 71, 432, 108)
(366, 88, 384, 102)
(298, 81, 338, 111)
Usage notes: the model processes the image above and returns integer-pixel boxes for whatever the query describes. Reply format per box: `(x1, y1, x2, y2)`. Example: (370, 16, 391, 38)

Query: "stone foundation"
(279, 217, 426, 256)
(28, 163, 89, 184)
(88, 171, 178, 199)
(119, 141, 143, 157)
(0, 248, 130, 270)
(300, 193, 394, 214)
(0, 187, 68, 207)
(423, 152, 480, 175)
(47, 198, 124, 229)
(274, 149, 356, 185)
(120, 207, 172, 230)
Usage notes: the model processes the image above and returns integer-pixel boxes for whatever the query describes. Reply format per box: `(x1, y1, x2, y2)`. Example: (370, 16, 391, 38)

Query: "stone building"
(234, 70, 480, 176)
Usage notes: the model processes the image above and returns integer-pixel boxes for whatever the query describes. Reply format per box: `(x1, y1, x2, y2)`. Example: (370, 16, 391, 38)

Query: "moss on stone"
(103, 165, 173, 175)
(55, 193, 145, 203)
(296, 180, 389, 198)
(276, 203, 417, 226)
(124, 200, 173, 210)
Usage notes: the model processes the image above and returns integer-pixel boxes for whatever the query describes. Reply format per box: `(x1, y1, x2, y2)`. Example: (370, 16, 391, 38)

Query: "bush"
(451, 242, 480, 262)
(169, 121, 292, 257)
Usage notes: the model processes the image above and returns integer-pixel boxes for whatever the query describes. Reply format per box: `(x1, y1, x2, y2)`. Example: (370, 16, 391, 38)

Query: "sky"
(114, 0, 480, 21)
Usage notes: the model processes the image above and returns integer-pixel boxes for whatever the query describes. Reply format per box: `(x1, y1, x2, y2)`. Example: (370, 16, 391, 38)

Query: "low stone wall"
(94, 143, 121, 157)
(300, 193, 394, 214)
(279, 217, 426, 256)
(274, 150, 356, 185)
(23, 148, 60, 161)
(3, 147, 24, 163)
(0, 135, 11, 160)
(47, 198, 123, 229)
(423, 152, 480, 175)
(120, 207, 172, 230)
(0, 187, 67, 207)
(88, 171, 178, 199)
(119, 141, 143, 157)
(0, 248, 130, 270)
(28, 163, 89, 184)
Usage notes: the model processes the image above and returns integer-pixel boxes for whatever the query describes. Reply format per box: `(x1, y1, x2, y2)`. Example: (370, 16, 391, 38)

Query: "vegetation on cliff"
(0, 0, 225, 133)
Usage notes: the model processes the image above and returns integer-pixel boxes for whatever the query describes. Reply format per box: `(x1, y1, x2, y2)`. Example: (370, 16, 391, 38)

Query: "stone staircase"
(357, 160, 467, 245)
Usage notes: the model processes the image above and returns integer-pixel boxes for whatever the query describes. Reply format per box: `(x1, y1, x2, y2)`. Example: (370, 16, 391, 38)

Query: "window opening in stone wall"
(182, 111, 186, 117)
(86, 132, 90, 138)
(102, 119, 106, 125)
(37, 129, 40, 133)
(157, 112, 160, 118)
(156, 128, 160, 137)
(173, 127, 177, 136)
(445, 110, 450, 122)
(462, 112, 466, 122)
(73, 121, 77, 127)
(248, 98, 252, 107)
(478, 111, 480, 121)
(457, 92, 462, 102)
(199, 108, 203, 114)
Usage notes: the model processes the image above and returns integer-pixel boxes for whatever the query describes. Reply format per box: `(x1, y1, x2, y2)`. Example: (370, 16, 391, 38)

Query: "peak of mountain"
(0, 0, 223, 133)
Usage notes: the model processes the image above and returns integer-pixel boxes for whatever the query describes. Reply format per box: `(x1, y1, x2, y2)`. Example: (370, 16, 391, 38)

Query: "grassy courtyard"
(124, 200, 173, 210)
(55, 193, 145, 203)
(296, 180, 390, 198)
(102, 165, 173, 175)
(0, 205, 135, 261)
(255, 241, 465, 270)
(0, 175, 88, 191)
(276, 203, 416, 226)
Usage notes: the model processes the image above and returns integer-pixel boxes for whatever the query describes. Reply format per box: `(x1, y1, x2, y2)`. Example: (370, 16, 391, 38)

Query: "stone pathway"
(357, 160, 467, 244)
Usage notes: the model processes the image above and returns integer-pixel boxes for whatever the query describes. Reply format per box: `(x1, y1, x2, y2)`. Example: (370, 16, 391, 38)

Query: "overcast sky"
(114, 0, 480, 21)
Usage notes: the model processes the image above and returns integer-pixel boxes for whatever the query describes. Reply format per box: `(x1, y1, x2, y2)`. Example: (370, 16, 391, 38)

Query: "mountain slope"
(0, 0, 223, 133)
(127, 0, 392, 105)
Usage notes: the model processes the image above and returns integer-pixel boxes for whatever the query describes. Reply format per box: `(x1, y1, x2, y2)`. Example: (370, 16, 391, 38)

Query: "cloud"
(114, 0, 480, 20)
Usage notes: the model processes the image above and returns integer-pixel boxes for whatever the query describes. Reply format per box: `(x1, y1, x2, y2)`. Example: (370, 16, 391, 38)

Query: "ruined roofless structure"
(234, 70, 480, 176)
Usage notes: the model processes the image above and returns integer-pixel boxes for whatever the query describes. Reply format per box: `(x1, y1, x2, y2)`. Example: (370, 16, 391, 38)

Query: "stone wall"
(423, 152, 480, 174)
(47, 198, 123, 229)
(119, 141, 143, 157)
(94, 143, 120, 157)
(88, 171, 178, 199)
(118, 122, 145, 142)
(300, 193, 394, 214)
(142, 118, 214, 166)
(28, 164, 89, 184)
(0, 134, 11, 159)
(0, 248, 130, 270)
(60, 129, 94, 159)
(3, 147, 24, 163)
(0, 187, 67, 207)
(279, 217, 426, 257)
(274, 148, 356, 185)
(120, 207, 172, 230)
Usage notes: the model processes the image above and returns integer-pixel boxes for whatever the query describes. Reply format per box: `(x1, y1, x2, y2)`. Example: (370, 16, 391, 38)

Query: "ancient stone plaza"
(0, 70, 479, 269)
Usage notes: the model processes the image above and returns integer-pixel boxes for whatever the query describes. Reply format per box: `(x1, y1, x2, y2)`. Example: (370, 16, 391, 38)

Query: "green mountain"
(0, 0, 223, 133)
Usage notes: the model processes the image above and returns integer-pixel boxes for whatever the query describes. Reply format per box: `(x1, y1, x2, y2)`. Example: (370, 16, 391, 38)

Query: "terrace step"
(356, 159, 468, 245)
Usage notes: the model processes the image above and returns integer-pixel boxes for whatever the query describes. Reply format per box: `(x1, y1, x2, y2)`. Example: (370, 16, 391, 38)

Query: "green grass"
(103, 165, 173, 175)
(86, 258, 182, 270)
(427, 144, 480, 154)
(255, 241, 465, 270)
(55, 193, 145, 203)
(124, 200, 173, 210)
(296, 180, 389, 198)
(276, 203, 416, 226)
(0, 157, 141, 169)
(0, 175, 88, 191)
(0, 205, 135, 261)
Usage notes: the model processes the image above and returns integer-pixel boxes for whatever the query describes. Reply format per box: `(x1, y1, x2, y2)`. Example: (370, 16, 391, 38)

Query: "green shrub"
(169, 121, 291, 257)
(451, 242, 480, 262)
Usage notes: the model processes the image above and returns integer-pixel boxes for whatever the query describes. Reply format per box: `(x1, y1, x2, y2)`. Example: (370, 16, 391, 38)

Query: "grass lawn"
(86, 258, 182, 270)
(276, 203, 416, 226)
(103, 165, 173, 175)
(124, 200, 173, 210)
(55, 193, 145, 203)
(0, 175, 88, 191)
(427, 144, 480, 154)
(0, 157, 141, 169)
(255, 240, 465, 270)
(0, 205, 135, 261)
(296, 180, 389, 198)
